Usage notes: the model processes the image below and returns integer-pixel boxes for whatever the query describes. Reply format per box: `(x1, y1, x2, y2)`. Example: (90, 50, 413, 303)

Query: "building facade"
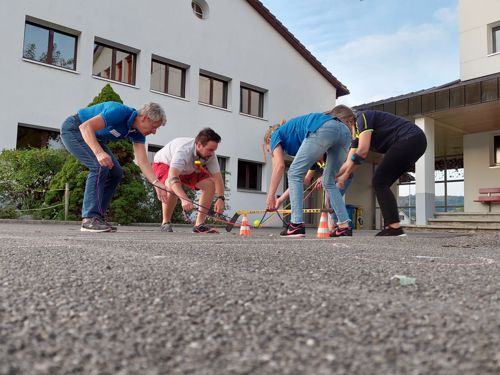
(351, 0, 500, 228)
(0, 0, 348, 219)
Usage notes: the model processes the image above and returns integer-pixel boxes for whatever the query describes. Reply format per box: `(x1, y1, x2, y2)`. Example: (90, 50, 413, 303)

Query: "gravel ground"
(1, 222, 500, 375)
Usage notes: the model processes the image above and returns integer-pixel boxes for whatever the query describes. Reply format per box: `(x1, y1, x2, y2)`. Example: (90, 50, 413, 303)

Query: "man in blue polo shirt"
(61, 101, 168, 232)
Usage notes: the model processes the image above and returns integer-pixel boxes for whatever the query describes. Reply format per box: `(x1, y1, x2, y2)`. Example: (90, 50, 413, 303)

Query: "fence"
(1, 183, 70, 220)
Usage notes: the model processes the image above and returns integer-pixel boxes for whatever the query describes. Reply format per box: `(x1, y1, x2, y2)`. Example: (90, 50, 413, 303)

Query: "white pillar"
(414, 116, 435, 225)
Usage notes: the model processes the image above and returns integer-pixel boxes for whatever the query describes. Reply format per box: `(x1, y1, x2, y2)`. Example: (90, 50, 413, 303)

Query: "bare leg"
(194, 178, 215, 226)
(162, 192, 178, 224)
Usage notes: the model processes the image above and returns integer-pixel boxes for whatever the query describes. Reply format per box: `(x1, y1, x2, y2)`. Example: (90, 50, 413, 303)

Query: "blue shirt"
(77, 101, 145, 144)
(270, 113, 334, 156)
(352, 110, 424, 153)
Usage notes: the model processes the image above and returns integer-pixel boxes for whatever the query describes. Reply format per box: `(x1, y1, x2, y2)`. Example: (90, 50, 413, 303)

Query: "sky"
(259, 0, 460, 106)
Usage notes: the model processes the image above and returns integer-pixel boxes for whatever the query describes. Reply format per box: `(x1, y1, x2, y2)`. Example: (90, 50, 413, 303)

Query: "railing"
(1, 183, 70, 220)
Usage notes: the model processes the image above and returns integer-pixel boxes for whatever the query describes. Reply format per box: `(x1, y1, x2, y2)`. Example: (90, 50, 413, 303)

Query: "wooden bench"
(474, 188, 500, 212)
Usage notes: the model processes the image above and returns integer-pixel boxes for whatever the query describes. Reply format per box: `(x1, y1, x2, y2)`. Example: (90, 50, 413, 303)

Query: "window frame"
(494, 135, 500, 165)
(240, 85, 265, 118)
(23, 20, 78, 71)
(237, 159, 262, 191)
(147, 144, 162, 163)
(217, 156, 229, 188)
(16, 124, 63, 149)
(92, 41, 137, 85)
(150, 59, 187, 98)
(199, 73, 228, 109)
(493, 25, 500, 53)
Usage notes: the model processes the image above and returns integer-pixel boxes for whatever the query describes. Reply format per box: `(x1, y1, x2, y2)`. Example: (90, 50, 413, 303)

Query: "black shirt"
(351, 110, 424, 153)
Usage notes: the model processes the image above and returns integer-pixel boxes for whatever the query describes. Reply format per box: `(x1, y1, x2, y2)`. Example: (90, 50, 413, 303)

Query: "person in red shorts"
(152, 128, 225, 233)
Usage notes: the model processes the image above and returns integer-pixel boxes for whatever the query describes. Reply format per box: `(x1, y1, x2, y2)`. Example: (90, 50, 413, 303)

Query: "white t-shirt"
(153, 137, 220, 175)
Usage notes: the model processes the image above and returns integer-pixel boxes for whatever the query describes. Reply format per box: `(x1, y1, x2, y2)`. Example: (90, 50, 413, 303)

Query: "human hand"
(336, 173, 348, 190)
(181, 198, 194, 212)
(96, 151, 113, 169)
(266, 195, 277, 211)
(214, 199, 225, 214)
(314, 177, 323, 190)
(155, 183, 169, 203)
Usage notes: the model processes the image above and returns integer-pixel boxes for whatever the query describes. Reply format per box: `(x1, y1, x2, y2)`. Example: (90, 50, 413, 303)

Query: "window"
(191, 0, 209, 19)
(192, 2, 203, 18)
(494, 135, 500, 165)
(237, 160, 262, 191)
(147, 144, 162, 163)
(199, 74, 228, 108)
(494, 26, 500, 53)
(240, 86, 264, 118)
(16, 125, 63, 149)
(217, 156, 229, 187)
(23, 21, 77, 70)
(93, 42, 136, 85)
(151, 60, 186, 97)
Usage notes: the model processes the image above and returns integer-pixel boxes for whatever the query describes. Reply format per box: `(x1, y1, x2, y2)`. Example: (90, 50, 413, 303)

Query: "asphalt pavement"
(1, 222, 500, 375)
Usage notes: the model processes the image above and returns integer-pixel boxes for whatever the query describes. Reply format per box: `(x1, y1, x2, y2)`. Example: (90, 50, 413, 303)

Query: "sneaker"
(102, 218, 117, 232)
(329, 226, 353, 237)
(280, 223, 305, 238)
(81, 217, 111, 233)
(375, 227, 407, 237)
(193, 224, 219, 234)
(160, 223, 173, 232)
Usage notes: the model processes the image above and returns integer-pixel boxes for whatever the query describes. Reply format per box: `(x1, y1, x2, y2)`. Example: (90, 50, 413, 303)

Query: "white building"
(0, 0, 348, 218)
(351, 0, 500, 227)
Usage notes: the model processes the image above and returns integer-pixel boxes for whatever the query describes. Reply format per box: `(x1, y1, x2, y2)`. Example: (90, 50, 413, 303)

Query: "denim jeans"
(288, 119, 351, 224)
(60, 115, 123, 218)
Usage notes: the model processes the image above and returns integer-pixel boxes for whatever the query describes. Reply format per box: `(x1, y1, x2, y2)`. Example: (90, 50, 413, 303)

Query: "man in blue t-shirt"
(61, 101, 168, 232)
(337, 109, 427, 237)
(263, 105, 356, 238)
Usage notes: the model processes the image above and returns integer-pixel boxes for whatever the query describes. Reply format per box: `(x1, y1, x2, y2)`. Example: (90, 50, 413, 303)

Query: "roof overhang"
(246, 0, 349, 98)
(354, 73, 500, 158)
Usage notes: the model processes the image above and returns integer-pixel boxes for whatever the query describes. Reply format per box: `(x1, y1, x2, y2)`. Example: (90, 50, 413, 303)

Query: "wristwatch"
(215, 195, 225, 201)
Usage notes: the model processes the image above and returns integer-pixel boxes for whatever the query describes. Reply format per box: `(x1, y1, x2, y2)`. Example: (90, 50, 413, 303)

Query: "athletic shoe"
(193, 224, 219, 234)
(103, 218, 117, 232)
(375, 227, 407, 237)
(329, 226, 352, 237)
(160, 223, 173, 232)
(81, 217, 111, 233)
(280, 223, 305, 238)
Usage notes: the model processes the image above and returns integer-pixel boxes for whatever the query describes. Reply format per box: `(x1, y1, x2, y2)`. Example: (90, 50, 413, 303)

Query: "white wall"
(463, 131, 500, 213)
(0, 0, 340, 218)
(459, 0, 500, 80)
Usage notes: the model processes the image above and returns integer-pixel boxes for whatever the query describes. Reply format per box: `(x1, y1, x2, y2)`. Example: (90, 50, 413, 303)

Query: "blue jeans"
(288, 119, 351, 224)
(60, 115, 123, 218)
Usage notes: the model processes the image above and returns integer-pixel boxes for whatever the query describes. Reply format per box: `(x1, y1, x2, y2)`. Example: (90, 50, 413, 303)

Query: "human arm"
(132, 143, 168, 203)
(211, 171, 226, 214)
(266, 145, 285, 210)
(336, 131, 372, 189)
(78, 115, 114, 169)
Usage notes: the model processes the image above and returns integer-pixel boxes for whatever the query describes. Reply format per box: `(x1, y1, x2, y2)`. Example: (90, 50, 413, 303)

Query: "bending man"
(152, 128, 225, 234)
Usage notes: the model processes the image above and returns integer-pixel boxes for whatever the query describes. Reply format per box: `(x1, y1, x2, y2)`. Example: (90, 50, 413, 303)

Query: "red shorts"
(152, 162, 211, 189)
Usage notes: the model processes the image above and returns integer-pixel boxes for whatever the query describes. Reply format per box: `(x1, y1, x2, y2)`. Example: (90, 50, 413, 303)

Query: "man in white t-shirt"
(152, 128, 225, 233)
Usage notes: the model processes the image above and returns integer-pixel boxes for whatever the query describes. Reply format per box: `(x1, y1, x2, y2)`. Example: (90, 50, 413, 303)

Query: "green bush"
(0, 148, 67, 216)
(0, 207, 19, 219)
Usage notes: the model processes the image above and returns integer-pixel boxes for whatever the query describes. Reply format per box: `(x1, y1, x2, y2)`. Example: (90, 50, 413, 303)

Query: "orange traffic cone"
(239, 213, 251, 236)
(316, 212, 330, 238)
